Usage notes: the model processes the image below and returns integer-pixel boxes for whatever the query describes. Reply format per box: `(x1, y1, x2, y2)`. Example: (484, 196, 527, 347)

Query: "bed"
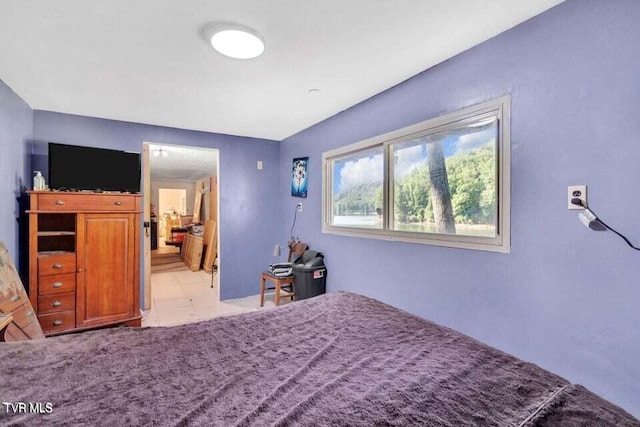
(1, 292, 638, 426)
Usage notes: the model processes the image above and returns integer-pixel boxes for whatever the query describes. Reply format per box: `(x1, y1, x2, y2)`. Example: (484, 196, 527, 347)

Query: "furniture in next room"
(180, 220, 217, 272)
(180, 215, 194, 226)
(165, 226, 188, 253)
(201, 219, 218, 273)
(150, 217, 158, 250)
(161, 212, 180, 241)
(259, 241, 308, 307)
(1, 292, 638, 425)
(0, 242, 45, 341)
(27, 191, 142, 336)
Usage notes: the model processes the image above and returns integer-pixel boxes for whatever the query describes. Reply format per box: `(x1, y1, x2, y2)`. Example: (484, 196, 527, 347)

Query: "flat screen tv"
(48, 143, 141, 193)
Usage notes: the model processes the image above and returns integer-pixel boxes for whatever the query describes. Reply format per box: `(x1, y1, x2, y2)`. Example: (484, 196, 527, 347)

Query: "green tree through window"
(323, 96, 510, 253)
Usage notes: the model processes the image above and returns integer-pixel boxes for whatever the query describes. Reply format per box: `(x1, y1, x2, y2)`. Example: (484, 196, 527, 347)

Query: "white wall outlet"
(257, 160, 263, 170)
(297, 202, 303, 212)
(568, 185, 587, 210)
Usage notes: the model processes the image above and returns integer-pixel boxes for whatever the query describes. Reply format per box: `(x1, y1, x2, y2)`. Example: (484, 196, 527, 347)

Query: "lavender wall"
(0, 79, 32, 268)
(279, 0, 640, 417)
(33, 111, 280, 301)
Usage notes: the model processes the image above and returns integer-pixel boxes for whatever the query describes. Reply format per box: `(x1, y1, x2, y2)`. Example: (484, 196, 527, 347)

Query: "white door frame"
(142, 143, 151, 310)
(141, 142, 221, 309)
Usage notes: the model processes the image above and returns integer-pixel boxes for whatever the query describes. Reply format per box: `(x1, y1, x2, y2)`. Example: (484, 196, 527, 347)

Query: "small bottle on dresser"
(33, 171, 45, 191)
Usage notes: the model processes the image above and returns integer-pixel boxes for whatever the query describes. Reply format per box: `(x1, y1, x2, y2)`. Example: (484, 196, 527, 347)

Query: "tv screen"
(48, 143, 141, 192)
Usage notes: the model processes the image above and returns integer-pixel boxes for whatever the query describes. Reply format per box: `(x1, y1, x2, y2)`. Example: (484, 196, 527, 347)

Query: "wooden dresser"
(0, 242, 45, 341)
(28, 191, 142, 336)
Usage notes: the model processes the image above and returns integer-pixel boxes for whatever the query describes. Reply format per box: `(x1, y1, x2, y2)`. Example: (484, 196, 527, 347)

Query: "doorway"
(142, 143, 220, 310)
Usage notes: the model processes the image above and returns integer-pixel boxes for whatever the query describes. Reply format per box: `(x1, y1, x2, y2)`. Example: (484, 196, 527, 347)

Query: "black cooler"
(292, 250, 327, 301)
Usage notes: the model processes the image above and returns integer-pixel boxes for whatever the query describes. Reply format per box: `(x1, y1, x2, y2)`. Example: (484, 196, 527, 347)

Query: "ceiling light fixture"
(204, 22, 265, 59)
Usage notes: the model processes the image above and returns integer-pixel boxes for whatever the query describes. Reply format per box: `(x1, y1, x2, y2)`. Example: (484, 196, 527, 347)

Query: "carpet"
(151, 252, 188, 273)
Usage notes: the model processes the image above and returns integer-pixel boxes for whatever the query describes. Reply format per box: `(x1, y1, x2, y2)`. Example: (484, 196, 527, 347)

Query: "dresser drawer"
(38, 252, 76, 276)
(10, 304, 44, 340)
(4, 322, 29, 342)
(38, 292, 76, 315)
(0, 246, 28, 312)
(0, 286, 28, 313)
(21, 321, 45, 339)
(38, 311, 76, 334)
(38, 273, 76, 295)
(12, 302, 38, 329)
(38, 193, 136, 211)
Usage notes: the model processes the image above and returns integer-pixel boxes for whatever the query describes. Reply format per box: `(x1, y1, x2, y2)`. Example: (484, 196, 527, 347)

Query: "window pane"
(331, 147, 384, 229)
(392, 118, 497, 237)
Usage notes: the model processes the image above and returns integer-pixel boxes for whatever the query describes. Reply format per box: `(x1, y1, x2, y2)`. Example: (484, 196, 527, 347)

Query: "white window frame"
(322, 96, 511, 253)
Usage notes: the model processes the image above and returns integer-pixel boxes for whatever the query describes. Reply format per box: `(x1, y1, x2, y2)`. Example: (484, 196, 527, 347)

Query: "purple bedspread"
(1, 292, 638, 426)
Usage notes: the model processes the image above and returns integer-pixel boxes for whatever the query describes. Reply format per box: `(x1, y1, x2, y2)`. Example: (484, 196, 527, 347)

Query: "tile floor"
(142, 269, 288, 327)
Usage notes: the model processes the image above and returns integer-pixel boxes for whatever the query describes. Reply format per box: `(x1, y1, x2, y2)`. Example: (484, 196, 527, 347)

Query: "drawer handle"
(55, 200, 65, 205)
(114, 201, 123, 206)
(53, 320, 64, 326)
(51, 301, 62, 307)
(52, 282, 63, 288)
(26, 310, 34, 317)
(53, 263, 63, 269)
(10, 294, 21, 302)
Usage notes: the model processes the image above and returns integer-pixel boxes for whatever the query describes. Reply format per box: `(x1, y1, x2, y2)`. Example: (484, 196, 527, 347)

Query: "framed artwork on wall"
(291, 157, 309, 198)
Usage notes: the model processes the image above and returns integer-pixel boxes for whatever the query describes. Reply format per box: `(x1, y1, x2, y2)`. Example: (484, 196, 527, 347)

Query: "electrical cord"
(290, 204, 299, 240)
(571, 198, 640, 251)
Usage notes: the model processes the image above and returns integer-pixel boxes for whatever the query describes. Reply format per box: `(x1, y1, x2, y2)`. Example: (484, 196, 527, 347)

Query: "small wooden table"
(165, 226, 188, 253)
(260, 272, 294, 307)
(164, 239, 184, 253)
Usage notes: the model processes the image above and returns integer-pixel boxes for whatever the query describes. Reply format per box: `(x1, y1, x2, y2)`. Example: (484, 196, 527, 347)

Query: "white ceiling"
(149, 144, 217, 182)
(0, 0, 564, 141)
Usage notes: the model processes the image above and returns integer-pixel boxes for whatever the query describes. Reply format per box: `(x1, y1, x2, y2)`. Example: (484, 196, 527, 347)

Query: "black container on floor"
(292, 250, 327, 301)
